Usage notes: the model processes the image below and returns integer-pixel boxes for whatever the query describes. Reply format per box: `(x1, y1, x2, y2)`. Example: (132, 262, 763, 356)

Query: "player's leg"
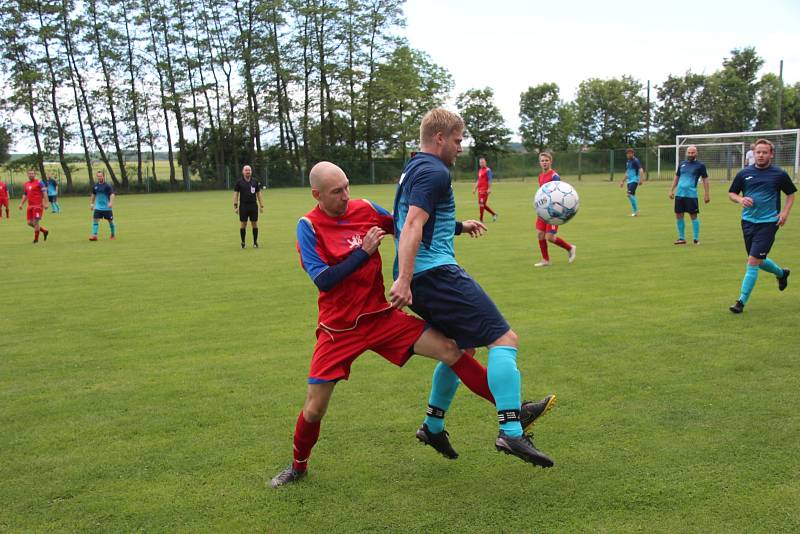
(478, 195, 485, 222)
(107, 213, 115, 239)
(483, 193, 497, 220)
(535, 220, 550, 267)
(675, 210, 686, 244)
(731, 222, 777, 313)
(239, 218, 247, 248)
(251, 218, 259, 248)
(90, 215, 100, 240)
(546, 225, 573, 259)
(627, 183, 639, 215)
(271, 381, 335, 488)
(689, 213, 700, 244)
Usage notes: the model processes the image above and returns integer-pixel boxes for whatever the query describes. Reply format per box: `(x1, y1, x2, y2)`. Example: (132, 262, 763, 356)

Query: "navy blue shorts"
(741, 220, 778, 259)
(410, 264, 510, 349)
(48, 195, 57, 202)
(93, 209, 113, 221)
(674, 196, 699, 214)
(627, 182, 639, 195)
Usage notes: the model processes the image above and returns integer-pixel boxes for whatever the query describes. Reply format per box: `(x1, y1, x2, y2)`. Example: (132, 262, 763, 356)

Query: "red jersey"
(0, 181, 8, 199)
(23, 180, 45, 206)
(297, 199, 395, 331)
(476, 167, 492, 192)
(538, 169, 560, 186)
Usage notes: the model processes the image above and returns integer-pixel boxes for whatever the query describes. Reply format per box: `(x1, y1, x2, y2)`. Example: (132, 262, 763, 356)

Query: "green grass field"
(2, 179, 799, 532)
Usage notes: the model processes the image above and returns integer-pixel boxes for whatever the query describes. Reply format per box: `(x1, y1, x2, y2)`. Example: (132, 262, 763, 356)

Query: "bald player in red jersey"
(271, 161, 506, 488)
(535, 152, 575, 267)
(18, 170, 49, 243)
(472, 157, 498, 222)
(0, 179, 9, 220)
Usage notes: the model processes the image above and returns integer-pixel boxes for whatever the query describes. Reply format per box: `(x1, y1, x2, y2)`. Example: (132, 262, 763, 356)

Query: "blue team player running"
(619, 148, 644, 216)
(669, 145, 710, 244)
(89, 170, 116, 241)
(728, 138, 796, 313)
(390, 108, 555, 467)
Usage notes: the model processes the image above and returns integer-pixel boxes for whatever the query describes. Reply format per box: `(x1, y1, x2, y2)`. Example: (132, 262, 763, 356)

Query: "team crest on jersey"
(250, 186, 256, 194)
(347, 234, 363, 249)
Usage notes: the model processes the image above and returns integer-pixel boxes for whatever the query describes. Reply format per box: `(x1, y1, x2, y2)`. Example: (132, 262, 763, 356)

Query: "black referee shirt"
(235, 178, 262, 205)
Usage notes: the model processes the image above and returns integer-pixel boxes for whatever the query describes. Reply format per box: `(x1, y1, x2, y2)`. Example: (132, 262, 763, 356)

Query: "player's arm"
(232, 190, 239, 213)
(638, 165, 645, 183)
(487, 168, 493, 193)
(89, 192, 96, 209)
(728, 174, 752, 207)
(297, 219, 383, 292)
(777, 174, 797, 226)
(701, 177, 710, 203)
(389, 206, 428, 309)
(107, 192, 114, 209)
(668, 173, 679, 199)
(256, 190, 264, 212)
(18, 191, 27, 209)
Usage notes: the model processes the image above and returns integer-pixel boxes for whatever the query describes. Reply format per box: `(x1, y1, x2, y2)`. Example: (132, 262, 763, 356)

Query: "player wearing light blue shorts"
(390, 108, 555, 468)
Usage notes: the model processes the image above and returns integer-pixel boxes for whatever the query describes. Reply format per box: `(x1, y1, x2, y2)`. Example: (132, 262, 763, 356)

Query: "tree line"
(0, 0, 453, 190)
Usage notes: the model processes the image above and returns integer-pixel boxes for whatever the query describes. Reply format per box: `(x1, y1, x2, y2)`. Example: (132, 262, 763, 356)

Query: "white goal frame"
(676, 129, 800, 180)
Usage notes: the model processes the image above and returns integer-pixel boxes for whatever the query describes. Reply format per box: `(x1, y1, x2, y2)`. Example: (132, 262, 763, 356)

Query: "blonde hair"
(754, 138, 774, 153)
(539, 150, 554, 162)
(420, 108, 465, 145)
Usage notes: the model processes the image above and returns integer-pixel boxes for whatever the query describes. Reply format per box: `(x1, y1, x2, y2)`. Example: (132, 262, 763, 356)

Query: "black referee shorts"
(239, 204, 259, 222)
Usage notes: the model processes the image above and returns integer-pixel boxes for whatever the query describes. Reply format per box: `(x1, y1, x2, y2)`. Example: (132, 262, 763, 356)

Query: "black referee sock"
(240, 228, 246, 244)
(253, 228, 259, 245)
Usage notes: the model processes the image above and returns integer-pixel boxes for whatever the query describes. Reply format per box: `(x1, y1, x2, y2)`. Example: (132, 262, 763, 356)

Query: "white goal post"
(675, 129, 800, 181)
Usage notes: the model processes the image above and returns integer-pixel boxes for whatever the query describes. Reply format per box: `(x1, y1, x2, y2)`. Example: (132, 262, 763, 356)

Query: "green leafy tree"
(456, 87, 511, 158)
(702, 47, 764, 132)
(654, 71, 707, 143)
(755, 74, 799, 130)
(574, 76, 645, 148)
(519, 83, 560, 151)
(0, 126, 10, 165)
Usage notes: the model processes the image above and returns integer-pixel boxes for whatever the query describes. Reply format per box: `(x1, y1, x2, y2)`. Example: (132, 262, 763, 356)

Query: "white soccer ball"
(534, 181, 580, 225)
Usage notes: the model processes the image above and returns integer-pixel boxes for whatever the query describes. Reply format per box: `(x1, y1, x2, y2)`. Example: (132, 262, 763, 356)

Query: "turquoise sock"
(738, 264, 760, 304)
(110, 223, 116, 236)
(487, 346, 522, 437)
(423, 362, 460, 433)
(629, 195, 638, 212)
(676, 219, 685, 240)
(92, 221, 99, 235)
(759, 258, 783, 276)
(691, 219, 700, 241)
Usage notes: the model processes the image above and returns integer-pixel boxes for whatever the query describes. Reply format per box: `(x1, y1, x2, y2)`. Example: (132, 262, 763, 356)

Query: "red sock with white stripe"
(292, 411, 320, 473)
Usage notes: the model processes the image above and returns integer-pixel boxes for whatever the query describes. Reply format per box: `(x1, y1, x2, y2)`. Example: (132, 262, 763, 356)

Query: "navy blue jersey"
(393, 152, 458, 276)
(729, 165, 796, 223)
(675, 160, 708, 198)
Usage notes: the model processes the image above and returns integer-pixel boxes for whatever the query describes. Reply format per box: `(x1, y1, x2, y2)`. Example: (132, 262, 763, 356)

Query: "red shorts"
(309, 308, 426, 383)
(477, 191, 489, 206)
(0, 197, 8, 207)
(535, 217, 558, 234)
(27, 206, 43, 221)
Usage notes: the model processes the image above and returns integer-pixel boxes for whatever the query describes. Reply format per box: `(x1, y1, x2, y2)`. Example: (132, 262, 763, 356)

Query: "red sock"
(34, 229, 40, 241)
(479, 206, 485, 221)
(450, 353, 494, 403)
(484, 205, 496, 216)
(538, 239, 549, 261)
(292, 411, 321, 472)
(553, 237, 571, 250)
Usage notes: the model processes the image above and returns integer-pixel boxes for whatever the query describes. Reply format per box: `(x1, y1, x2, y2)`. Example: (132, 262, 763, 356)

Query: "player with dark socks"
(240, 228, 246, 248)
(253, 228, 259, 248)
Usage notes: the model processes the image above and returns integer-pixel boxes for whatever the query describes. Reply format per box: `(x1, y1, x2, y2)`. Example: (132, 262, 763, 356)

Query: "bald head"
(310, 161, 350, 217)
(686, 145, 697, 161)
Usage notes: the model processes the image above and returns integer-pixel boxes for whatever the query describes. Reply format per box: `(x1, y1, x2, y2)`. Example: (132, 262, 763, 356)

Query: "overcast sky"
(403, 0, 800, 138)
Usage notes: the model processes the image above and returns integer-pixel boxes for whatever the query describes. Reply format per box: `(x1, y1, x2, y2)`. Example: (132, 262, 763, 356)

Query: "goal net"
(674, 129, 800, 182)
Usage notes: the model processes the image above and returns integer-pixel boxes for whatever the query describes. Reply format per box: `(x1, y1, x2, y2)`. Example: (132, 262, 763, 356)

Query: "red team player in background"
(0, 178, 10, 220)
(472, 157, 498, 222)
(271, 161, 505, 488)
(535, 151, 575, 267)
(18, 170, 50, 243)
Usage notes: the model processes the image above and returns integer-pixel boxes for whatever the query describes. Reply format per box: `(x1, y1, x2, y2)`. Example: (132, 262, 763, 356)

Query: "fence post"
(578, 151, 582, 181)
(370, 160, 375, 184)
(301, 166, 305, 187)
(225, 167, 230, 189)
(610, 150, 616, 181)
(264, 164, 269, 189)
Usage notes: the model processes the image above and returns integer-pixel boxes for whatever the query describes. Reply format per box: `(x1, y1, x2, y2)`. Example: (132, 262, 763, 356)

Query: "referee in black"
(233, 165, 265, 248)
